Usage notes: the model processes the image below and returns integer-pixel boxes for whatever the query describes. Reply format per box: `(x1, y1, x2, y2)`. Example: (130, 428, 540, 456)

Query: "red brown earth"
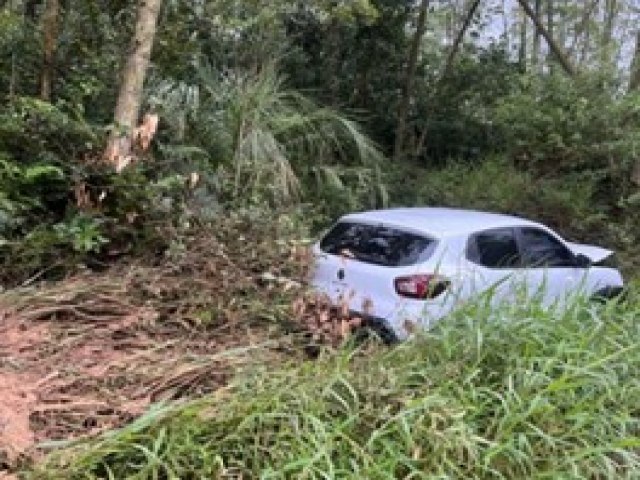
(0, 231, 368, 476)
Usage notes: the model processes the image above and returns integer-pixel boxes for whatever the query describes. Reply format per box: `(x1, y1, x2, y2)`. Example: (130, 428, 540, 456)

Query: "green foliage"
(0, 97, 97, 163)
(30, 295, 640, 479)
(495, 74, 640, 179)
(387, 156, 621, 250)
(0, 10, 21, 46)
(307, 164, 388, 228)
(0, 153, 67, 234)
(53, 214, 108, 253)
(151, 64, 384, 206)
(415, 46, 521, 161)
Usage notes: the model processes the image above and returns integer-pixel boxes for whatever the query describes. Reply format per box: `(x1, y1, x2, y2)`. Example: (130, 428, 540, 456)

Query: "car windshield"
(319, 221, 436, 267)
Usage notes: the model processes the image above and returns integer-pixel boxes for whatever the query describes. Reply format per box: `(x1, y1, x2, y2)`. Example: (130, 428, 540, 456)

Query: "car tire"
(590, 286, 626, 303)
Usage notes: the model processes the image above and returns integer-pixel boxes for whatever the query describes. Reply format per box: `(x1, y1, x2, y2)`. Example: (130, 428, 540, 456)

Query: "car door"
(514, 227, 579, 305)
(464, 227, 524, 305)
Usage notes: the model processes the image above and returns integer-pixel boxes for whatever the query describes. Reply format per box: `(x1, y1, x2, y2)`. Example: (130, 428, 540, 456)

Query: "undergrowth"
(30, 293, 640, 479)
(386, 156, 639, 273)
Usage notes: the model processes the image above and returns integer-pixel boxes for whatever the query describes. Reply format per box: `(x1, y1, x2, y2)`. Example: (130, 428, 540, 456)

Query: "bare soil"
(0, 265, 291, 475)
(0, 228, 365, 476)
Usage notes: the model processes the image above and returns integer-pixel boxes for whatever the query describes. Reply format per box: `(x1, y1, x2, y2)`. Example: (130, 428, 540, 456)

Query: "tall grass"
(31, 294, 640, 479)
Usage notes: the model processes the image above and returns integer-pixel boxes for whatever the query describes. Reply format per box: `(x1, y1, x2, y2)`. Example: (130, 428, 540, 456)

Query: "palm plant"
(149, 63, 384, 205)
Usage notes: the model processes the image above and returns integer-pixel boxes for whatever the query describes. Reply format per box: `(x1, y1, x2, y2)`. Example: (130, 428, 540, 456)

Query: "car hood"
(566, 242, 614, 263)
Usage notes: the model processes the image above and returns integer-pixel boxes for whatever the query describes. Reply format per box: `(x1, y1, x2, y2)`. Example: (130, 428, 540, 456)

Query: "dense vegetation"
(1, 0, 640, 477)
(30, 295, 640, 479)
(1, 0, 639, 280)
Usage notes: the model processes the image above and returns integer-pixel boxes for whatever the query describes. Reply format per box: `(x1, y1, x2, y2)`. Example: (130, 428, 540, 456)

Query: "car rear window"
(319, 221, 437, 267)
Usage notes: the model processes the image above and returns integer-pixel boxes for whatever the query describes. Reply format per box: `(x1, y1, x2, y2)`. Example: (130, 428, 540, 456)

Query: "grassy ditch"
(30, 293, 640, 479)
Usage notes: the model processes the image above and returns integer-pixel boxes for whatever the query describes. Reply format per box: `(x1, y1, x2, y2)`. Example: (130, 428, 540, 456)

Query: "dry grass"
(0, 215, 319, 474)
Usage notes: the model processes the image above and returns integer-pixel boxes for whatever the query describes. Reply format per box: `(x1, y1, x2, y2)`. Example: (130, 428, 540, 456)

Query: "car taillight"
(394, 274, 450, 300)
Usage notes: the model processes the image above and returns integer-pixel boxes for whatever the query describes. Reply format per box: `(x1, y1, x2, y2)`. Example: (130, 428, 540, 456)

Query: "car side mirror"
(574, 253, 592, 268)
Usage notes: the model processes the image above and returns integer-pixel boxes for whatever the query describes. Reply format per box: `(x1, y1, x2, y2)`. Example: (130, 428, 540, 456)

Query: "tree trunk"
(568, 0, 598, 61)
(501, 0, 509, 49)
(8, 0, 18, 97)
(580, 14, 591, 67)
(104, 0, 162, 168)
(559, 0, 567, 48)
(519, 7, 527, 72)
(413, 0, 480, 159)
(440, 0, 481, 82)
(24, 0, 39, 22)
(601, 0, 617, 67)
(393, 0, 429, 162)
(326, 16, 341, 107)
(630, 31, 640, 93)
(532, 0, 541, 68)
(546, 0, 554, 73)
(40, 0, 59, 101)
(516, 0, 575, 76)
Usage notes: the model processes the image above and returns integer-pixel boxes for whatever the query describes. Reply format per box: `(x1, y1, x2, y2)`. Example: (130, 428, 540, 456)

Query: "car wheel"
(590, 286, 626, 304)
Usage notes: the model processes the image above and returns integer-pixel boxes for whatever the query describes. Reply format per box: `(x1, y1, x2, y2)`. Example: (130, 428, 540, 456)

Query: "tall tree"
(413, 0, 481, 157)
(393, 0, 429, 161)
(630, 31, 640, 93)
(519, 5, 527, 71)
(104, 0, 162, 168)
(579, 5, 591, 67)
(532, 0, 541, 68)
(516, 0, 575, 76)
(568, 0, 598, 61)
(546, 0, 554, 72)
(440, 0, 481, 81)
(40, 0, 59, 101)
(501, 0, 510, 49)
(601, 0, 617, 67)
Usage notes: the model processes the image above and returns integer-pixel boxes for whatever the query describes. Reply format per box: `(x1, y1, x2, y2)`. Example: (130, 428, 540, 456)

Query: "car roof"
(340, 207, 541, 237)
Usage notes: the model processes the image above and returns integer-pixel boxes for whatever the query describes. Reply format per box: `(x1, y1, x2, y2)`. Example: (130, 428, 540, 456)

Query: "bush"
(386, 156, 607, 243)
(0, 97, 98, 164)
(494, 74, 640, 188)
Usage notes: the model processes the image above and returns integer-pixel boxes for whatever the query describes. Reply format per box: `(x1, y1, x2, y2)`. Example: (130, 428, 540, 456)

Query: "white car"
(311, 208, 624, 341)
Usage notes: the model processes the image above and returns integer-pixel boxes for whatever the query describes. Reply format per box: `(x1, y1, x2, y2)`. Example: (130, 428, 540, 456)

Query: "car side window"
(518, 227, 576, 268)
(467, 228, 521, 269)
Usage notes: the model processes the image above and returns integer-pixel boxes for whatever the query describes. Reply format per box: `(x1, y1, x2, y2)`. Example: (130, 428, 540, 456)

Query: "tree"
(41, 0, 59, 101)
(532, 0, 541, 67)
(568, 0, 598, 62)
(104, 0, 162, 170)
(602, 0, 618, 66)
(441, 0, 482, 81)
(519, 5, 527, 71)
(394, 0, 429, 161)
(630, 30, 640, 92)
(516, 0, 575, 76)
